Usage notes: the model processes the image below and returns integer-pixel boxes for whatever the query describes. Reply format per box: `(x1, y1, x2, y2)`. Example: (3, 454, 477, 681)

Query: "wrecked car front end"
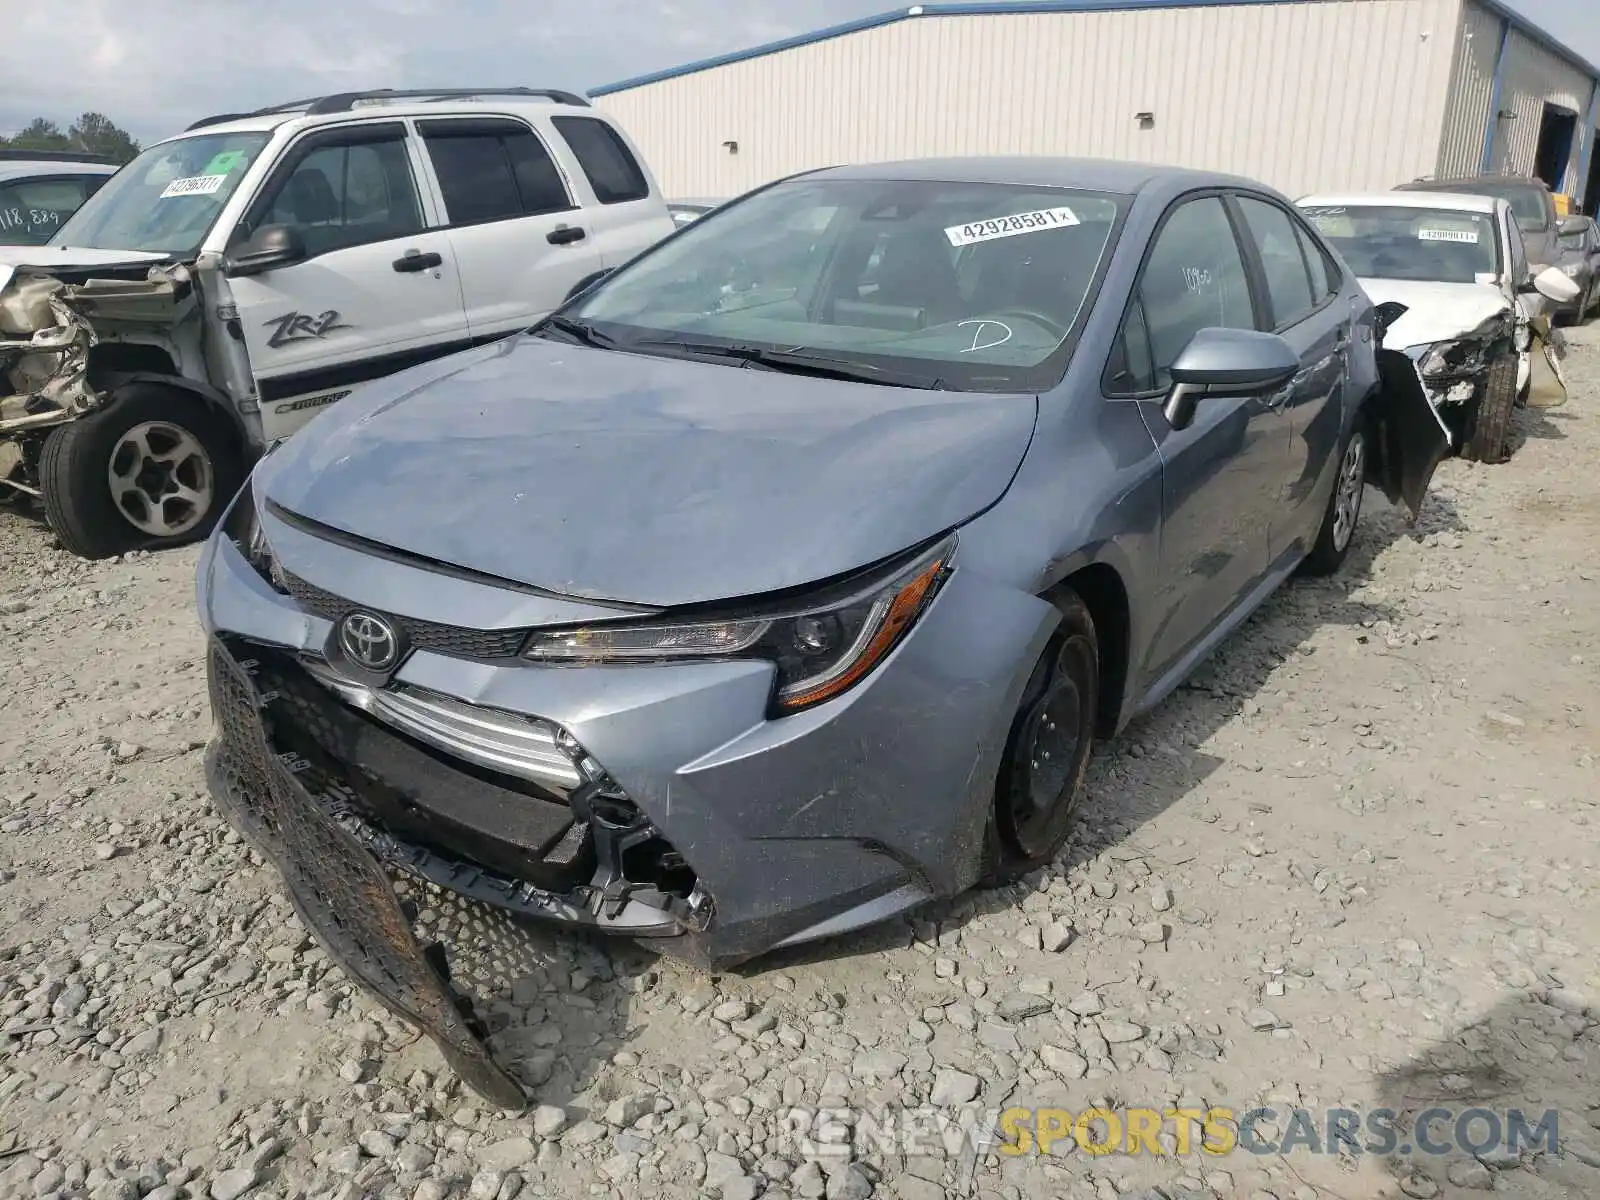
(0, 254, 197, 498)
(1402, 308, 1519, 417)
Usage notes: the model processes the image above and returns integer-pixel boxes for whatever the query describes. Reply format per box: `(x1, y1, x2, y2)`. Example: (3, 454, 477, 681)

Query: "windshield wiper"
(631, 338, 945, 389)
(537, 314, 618, 349)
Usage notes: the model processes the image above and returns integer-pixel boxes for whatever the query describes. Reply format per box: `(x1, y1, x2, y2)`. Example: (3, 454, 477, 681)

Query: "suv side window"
(251, 127, 423, 257)
(1109, 195, 1255, 394)
(1236, 195, 1316, 328)
(0, 177, 94, 244)
(551, 116, 649, 204)
(419, 118, 574, 225)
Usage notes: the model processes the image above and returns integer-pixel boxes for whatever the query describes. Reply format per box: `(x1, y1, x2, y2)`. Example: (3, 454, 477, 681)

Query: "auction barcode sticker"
(160, 174, 228, 199)
(1417, 228, 1479, 243)
(945, 206, 1080, 247)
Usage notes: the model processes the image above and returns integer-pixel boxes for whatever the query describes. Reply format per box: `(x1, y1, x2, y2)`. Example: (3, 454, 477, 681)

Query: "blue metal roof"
(588, 0, 1599, 98)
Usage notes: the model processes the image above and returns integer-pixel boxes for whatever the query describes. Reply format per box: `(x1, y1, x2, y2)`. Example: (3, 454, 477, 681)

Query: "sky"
(3, 0, 1596, 145)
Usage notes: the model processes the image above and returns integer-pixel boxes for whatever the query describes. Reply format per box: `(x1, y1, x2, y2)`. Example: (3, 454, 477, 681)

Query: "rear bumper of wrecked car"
(195, 520, 1055, 968)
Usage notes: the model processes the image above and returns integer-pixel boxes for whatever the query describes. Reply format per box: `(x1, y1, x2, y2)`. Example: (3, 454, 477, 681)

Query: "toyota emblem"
(339, 611, 399, 672)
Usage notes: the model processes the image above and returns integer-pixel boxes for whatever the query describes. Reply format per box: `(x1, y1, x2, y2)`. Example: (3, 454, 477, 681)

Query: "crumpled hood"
(260, 335, 1039, 607)
(0, 245, 170, 274)
(1360, 277, 1511, 352)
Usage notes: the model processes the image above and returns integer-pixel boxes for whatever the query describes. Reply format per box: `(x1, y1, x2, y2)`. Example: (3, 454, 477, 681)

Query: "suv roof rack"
(185, 87, 589, 132)
(0, 148, 117, 164)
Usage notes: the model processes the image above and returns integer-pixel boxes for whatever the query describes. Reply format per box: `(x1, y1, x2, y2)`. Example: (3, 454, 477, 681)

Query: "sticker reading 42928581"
(945, 206, 1080, 248)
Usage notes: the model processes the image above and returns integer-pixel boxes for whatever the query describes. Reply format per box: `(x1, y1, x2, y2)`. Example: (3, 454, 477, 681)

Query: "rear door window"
(551, 117, 649, 204)
(1236, 196, 1316, 328)
(420, 119, 575, 224)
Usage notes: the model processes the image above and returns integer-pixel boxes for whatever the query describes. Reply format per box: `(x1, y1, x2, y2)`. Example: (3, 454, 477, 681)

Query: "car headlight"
(1418, 340, 1474, 378)
(524, 537, 955, 714)
(222, 478, 287, 594)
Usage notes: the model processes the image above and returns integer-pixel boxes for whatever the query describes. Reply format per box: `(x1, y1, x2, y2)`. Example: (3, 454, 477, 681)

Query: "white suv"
(0, 88, 675, 558)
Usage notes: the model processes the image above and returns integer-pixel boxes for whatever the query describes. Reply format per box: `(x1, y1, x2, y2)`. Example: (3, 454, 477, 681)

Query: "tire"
(1300, 419, 1368, 578)
(979, 589, 1099, 887)
(40, 383, 245, 560)
(1459, 351, 1518, 465)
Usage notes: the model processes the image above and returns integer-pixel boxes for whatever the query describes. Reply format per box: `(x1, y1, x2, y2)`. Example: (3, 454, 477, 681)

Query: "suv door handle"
(547, 226, 587, 246)
(393, 250, 443, 273)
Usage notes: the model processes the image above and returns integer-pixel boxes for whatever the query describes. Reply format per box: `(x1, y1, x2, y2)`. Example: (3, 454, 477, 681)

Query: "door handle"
(547, 225, 587, 246)
(393, 250, 443, 273)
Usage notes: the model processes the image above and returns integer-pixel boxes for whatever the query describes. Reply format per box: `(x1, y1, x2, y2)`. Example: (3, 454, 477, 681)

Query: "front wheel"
(40, 384, 244, 559)
(1300, 421, 1367, 578)
(1459, 352, 1518, 465)
(979, 589, 1099, 886)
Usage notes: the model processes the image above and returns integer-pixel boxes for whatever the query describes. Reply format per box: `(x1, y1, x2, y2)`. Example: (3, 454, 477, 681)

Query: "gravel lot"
(2, 327, 1598, 1200)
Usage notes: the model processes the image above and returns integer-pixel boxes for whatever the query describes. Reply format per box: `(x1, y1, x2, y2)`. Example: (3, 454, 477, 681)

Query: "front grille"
(205, 635, 527, 1108)
(283, 573, 528, 660)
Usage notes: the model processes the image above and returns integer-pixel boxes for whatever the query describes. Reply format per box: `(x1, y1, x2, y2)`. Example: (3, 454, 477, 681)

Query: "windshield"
(1301, 205, 1499, 283)
(566, 177, 1126, 391)
(51, 132, 270, 257)
(1452, 183, 1548, 232)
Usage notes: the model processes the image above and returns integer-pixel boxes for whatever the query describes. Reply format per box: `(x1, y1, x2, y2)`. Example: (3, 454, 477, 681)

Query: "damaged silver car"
(1298, 190, 1579, 464)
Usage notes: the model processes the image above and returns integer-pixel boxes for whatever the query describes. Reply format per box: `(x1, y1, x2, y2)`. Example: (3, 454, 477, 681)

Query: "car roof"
(1299, 191, 1502, 215)
(1401, 175, 1548, 191)
(808, 156, 1264, 195)
(0, 161, 119, 183)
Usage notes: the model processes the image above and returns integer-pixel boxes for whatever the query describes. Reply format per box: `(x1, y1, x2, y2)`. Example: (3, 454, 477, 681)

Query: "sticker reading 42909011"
(1417, 227, 1479, 244)
(159, 174, 229, 200)
(945, 206, 1080, 248)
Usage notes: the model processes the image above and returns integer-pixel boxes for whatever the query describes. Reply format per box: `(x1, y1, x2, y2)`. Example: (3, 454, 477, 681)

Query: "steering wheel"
(985, 309, 1070, 340)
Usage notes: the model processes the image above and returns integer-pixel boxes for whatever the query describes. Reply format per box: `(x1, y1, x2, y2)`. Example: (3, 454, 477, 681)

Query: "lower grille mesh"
(206, 635, 526, 1108)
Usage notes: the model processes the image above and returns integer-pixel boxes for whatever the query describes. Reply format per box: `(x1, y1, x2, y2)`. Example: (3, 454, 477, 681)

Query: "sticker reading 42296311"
(159, 174, 229, 200)
(945, 206, 1080, 248)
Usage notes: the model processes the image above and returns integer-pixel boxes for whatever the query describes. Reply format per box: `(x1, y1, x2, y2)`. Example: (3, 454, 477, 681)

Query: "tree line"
(1, 113, 141, 163)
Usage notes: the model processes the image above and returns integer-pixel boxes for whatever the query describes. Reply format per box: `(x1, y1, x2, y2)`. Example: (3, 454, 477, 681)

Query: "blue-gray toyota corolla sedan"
(197, 158, 1448, 1104)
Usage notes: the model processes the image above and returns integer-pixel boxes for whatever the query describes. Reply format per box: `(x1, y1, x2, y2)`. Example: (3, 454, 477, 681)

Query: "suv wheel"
(40, 384, 244, 559)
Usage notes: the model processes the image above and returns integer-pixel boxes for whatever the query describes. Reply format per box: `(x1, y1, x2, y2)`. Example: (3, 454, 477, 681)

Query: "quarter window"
(1112, 195, 1255, 394)
(1237, 196, 1316, 327)
(551, 116, 649, 204)
(1291, 217, 1340, 303)
(254, 132, 423, 257)
(420, 120, 573, 224)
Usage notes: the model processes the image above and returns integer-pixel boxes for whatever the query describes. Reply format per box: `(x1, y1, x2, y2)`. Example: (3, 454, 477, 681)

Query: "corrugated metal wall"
(1490, 22, 1594, 191)
(598, 0, 1463, 200)
(1435, 0, 1501, 177)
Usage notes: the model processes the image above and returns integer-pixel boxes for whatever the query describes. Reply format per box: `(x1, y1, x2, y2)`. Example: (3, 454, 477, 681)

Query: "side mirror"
(1530, 264, 1582, 304)
(226, 224, 307, 278)
(1162, 327, 1300, 431)
(1373, 300, 1409, 342)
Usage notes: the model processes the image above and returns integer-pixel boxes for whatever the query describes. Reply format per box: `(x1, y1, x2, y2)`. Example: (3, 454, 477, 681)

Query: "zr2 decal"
(264, 309, 352, 349)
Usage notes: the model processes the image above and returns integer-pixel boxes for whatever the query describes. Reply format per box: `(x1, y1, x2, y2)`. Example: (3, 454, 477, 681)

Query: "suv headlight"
(523, 537, 955, 714)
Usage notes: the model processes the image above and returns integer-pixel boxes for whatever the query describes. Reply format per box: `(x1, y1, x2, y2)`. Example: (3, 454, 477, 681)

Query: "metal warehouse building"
(590, 0, 1600, 207)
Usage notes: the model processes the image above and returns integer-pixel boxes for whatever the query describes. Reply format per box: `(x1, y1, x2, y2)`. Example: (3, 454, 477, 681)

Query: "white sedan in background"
(1298, 190, 1578, 464)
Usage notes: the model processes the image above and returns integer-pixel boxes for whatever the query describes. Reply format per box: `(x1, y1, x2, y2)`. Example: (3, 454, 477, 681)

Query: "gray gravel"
(3, 329, 1599, 1199)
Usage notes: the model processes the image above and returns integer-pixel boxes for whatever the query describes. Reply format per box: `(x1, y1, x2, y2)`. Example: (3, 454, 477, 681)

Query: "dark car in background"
(1554, 214, 1600, 322)
(0, 150, 117, 245)
(198, 157, 1449, 1105)
(1396, 173, 1587, 275)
